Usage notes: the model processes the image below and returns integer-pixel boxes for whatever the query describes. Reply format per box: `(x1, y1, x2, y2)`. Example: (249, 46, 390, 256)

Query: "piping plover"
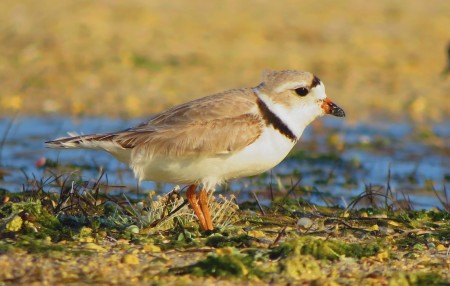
(46, 70, 345, 230)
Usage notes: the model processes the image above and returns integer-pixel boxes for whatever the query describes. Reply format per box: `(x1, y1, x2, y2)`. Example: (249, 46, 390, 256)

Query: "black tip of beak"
(323, 99, 345, 117)
(322, 98, 345, 117)
(331, 105, 345, 117)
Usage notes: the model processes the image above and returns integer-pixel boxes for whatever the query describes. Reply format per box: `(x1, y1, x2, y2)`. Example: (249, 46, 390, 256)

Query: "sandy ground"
(0, 0, 449, 122)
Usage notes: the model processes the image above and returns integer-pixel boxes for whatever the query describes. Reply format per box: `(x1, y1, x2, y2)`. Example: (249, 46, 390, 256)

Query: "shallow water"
(0, 116, 448, 209)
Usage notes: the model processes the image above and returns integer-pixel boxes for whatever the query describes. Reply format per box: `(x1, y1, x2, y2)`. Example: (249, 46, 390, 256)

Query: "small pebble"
(297, 217, 313, 228)
(127, 225, 140, 234)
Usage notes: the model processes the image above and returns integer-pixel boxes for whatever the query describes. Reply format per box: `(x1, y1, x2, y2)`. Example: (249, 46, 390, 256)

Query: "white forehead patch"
(312, 82, 327, 100)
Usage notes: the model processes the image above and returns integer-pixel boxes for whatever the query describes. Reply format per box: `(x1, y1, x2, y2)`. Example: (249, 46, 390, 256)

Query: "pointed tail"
(45, 132, 118, 150)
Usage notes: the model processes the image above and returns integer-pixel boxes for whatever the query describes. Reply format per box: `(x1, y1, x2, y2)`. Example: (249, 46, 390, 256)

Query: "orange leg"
(199, 188, 213, 230)
(186, 184, 207, 230)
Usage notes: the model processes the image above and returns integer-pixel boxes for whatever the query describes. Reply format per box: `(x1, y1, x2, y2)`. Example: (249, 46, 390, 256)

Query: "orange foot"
(186, 184, 214, 231)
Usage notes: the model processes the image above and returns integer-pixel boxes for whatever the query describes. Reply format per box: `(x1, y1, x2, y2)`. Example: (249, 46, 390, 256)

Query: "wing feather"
(114, 88, 263, 157)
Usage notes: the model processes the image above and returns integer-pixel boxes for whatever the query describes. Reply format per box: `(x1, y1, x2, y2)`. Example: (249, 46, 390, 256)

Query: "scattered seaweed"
(1, 173, 448, 284)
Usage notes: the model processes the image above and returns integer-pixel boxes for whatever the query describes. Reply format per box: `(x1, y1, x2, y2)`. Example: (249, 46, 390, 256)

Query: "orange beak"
(321, 98, 345, 117)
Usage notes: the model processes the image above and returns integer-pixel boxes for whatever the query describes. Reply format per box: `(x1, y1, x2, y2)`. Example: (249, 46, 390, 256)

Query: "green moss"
(192, 254, 251, 277)
(0, 201, 40, 219)
(15, 235, 66, 253)
(434, 228, 450, 241)
(394, 210, 450, 224)
(79, 226, 93, 237)
(5, 215, 23, 232)
(389, 272, 448, 286)
(0, 201, 65, 239)
(281, 254, 323, 281)
(0, 240, 15, 253)
(206, 234, 254, 248)
(1, 185, 449, 284)
(392, 209, 450, 250)
(426, 210, 450, 222)
(170, 250, 263, 278)
(412, 243, 426, 250)
(270, 236, 380, 261)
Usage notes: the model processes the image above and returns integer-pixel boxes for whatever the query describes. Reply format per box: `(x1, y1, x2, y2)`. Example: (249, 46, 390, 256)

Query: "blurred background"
(0, 0, 449, 122)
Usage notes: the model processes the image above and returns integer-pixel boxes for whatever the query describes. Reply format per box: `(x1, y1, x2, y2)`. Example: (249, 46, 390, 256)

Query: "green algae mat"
(1, 187, 449, 285)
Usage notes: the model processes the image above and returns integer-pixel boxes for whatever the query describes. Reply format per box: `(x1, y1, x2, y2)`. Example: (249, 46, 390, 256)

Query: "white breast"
(131, 126, 298, 188)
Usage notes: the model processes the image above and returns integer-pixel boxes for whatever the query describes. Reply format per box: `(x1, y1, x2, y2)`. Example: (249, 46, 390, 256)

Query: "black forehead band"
(311, 76, 321, 88)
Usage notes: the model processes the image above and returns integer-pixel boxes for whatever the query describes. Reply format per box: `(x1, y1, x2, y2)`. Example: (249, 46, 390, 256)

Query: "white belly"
(130, 127, 297, 187)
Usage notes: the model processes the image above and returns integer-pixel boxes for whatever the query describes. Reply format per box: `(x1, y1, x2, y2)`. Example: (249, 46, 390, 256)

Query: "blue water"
(0, 116, 448, 209)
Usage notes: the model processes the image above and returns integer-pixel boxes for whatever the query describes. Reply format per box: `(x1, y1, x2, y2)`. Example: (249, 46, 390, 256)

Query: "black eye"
(295, 87, 309, 96)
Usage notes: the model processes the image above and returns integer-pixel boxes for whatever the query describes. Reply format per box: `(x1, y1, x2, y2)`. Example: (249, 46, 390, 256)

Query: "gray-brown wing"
(115, 113, 263, 157)
(136, 88, 258, 128)
(113, 88, 263, 157)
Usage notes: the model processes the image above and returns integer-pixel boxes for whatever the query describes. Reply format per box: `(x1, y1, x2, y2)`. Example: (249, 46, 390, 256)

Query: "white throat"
(253, 88, 317, 140)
